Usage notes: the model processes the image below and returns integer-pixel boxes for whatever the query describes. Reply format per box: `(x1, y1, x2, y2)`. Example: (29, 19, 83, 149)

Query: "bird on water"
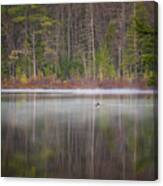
(95, 102, 100, 108)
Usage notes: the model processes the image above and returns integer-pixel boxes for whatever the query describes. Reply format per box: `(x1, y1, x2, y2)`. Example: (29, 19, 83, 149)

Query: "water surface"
(1, 92, 157, 180)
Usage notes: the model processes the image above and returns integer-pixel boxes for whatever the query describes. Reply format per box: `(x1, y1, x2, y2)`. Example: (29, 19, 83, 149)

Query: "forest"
(1, 2, 158, 88)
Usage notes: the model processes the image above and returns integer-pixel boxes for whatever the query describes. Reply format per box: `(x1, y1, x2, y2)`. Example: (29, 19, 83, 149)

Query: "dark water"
(1, 93, 157, 180)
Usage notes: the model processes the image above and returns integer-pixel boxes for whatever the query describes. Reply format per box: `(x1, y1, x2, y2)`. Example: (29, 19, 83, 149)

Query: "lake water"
(1, 91, 157, 180)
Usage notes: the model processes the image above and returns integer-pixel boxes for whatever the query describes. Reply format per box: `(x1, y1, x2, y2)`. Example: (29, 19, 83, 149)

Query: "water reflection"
(1, 93, 157, 180)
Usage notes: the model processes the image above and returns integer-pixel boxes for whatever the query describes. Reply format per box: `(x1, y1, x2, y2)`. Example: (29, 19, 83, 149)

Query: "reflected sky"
(1, 93, 157, 180)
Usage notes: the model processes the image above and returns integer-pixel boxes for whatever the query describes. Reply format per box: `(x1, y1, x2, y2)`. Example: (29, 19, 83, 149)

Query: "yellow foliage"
(37, 70, 44, 79)
(20, 74, 28, 84)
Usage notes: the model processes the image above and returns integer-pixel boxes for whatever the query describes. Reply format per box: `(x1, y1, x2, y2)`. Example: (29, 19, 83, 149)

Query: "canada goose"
(95, 102, 100, 108)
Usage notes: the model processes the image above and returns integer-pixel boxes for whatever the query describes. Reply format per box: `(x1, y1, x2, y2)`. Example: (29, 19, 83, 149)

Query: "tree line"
(1, 2, 157, 86)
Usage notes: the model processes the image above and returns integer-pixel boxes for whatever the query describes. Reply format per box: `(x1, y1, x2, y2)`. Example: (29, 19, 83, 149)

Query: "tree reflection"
(1, 93, 156, 180)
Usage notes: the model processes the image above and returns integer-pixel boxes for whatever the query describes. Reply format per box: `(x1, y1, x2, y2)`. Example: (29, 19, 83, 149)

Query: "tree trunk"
(24, 7, 30, 78)
(118, 46, 122, 78)
(118, 3, 125, 79)
(90, 4, 96, 80)
(121, 3, 125, 78)
(32, 31, 37, 79)
(133, 3, 138, 79)
(67, 5, 71, 60)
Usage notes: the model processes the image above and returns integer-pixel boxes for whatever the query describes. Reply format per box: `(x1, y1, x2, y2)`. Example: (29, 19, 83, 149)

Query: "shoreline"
(1, 79, 155, 89)
(1, 88, 157, 95)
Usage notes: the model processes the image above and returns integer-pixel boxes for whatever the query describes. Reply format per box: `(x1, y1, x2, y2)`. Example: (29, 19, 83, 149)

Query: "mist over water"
(1, 93, 157, 180)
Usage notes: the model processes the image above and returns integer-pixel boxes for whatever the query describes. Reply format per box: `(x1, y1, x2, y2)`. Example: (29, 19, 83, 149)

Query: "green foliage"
(7, 6, 26, 17)
(58, 56, 84, 80)
(136, 4, 157, 86)
(123, 3, 157, 85)
(106, 21, 116, 46)
(123, 9, 138, 79)
(96, 44, 116, 80)
(1, 60, 9, 79)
